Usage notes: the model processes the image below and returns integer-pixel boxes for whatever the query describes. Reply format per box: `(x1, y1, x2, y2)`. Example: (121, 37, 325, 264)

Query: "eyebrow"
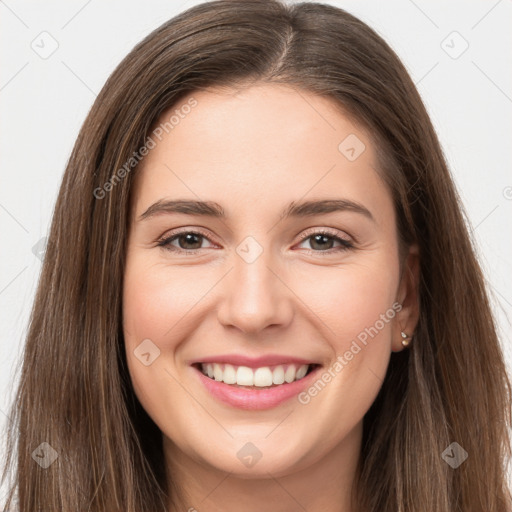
(138, 198, 375, 222)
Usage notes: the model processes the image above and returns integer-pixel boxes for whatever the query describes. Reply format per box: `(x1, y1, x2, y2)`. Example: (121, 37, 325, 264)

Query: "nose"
(216, 246, 294, 335)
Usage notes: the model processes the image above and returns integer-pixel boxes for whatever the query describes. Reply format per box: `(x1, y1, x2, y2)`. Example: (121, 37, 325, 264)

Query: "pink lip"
(189, 354, 317, 368)
(193, 365, 321, 410)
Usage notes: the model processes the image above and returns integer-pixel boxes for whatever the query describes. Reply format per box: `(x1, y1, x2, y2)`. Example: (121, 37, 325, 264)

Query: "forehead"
(132, 84, 392, 225)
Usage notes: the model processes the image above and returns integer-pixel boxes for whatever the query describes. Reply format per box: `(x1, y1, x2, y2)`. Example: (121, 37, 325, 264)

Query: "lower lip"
(193, 366, 320, 410)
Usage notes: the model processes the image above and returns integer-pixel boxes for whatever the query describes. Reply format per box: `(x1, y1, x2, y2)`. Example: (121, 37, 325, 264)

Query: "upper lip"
(190, 354, 320, 368)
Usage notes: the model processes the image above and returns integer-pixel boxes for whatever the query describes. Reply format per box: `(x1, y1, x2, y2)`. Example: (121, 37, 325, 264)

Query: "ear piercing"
(401, 331, 411, 347)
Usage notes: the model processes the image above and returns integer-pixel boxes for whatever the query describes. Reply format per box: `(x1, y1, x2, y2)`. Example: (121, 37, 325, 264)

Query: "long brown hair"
(2, 1, 511, 510)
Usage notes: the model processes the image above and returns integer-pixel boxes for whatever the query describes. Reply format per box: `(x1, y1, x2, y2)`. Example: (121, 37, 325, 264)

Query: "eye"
(156, 228, 354, 255)
(295, 229, 354, 254)
(157, 229, 216, 253)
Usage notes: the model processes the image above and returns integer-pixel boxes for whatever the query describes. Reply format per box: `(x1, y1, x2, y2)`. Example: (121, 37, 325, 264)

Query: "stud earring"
(401, 331, 411, 347)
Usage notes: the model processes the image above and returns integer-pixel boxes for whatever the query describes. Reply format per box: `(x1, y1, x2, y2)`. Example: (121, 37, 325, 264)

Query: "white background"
(1, 0, 511, 498)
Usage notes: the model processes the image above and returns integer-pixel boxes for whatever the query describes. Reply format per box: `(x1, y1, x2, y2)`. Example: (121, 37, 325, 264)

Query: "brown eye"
(157, 230, 215, 253)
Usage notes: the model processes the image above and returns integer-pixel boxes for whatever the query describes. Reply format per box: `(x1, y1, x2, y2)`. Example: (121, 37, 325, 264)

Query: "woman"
(2, 0, 511, 511)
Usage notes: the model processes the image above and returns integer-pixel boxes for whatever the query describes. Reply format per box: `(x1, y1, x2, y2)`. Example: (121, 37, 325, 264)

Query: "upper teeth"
(200, 363, 310, 387)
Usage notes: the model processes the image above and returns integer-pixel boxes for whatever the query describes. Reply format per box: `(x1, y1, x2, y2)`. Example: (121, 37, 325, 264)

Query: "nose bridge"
(216, 235, 293, 334)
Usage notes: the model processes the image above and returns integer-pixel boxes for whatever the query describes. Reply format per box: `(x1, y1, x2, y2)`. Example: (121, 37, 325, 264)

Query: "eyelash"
(156, 228, 355, 256)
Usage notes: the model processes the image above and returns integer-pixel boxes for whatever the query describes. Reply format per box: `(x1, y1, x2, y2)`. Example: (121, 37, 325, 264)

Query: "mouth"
(191, 361, 322, 410)
(193, 362, 319, 389)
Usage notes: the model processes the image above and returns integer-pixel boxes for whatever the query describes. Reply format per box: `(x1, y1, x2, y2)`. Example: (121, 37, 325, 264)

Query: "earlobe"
(393, 244, 420, 352)
(400, 331, 412, 348)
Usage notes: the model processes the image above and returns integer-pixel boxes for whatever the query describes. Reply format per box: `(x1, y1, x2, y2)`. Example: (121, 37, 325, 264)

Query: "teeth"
(296, 364, 308, 380)
(284, 365, 296, 383)
(254, 367, 273, 387)
(236, 366, 254, 386)
(213, 364, 223, 381)
(272, 365, 285, 385)
(223, 364, 236, 384)
(200, 363, 311, 387)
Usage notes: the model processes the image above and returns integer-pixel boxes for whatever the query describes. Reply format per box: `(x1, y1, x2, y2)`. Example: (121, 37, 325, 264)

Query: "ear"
(392, 244, 420, 352)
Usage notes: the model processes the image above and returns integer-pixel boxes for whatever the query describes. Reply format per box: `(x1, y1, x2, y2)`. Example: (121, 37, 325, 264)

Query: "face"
(123, 83, 418, 479)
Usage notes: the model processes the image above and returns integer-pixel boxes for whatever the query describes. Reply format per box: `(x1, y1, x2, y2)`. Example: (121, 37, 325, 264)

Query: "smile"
(198, 362, 313, 388)
(191, 359, 322, 410)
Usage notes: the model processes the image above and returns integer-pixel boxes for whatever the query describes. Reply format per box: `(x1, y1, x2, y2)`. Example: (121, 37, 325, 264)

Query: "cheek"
(121, 252, 234, 399)
(292, 253, 399, 349)
(122, 257, 188, 398)
(123, 257, 205, 343)
(333, 268, 397, 345)
(288, 253, 399, 411)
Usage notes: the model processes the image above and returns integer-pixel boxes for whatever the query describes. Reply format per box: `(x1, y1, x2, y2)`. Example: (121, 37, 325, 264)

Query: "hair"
(2, 0, 511, 510)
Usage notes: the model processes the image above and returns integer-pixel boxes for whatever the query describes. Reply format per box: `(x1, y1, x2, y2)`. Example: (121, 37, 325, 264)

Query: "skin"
(123, 83, 420, 512)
